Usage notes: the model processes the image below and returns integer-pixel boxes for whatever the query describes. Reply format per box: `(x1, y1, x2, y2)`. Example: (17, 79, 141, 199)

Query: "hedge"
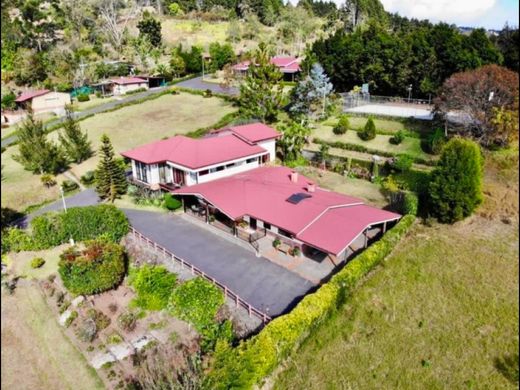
(313, 137, 437, 166)
(207, 214, 415, 388)
(128, 265, 177, 310)
(3, 205, 128, 252)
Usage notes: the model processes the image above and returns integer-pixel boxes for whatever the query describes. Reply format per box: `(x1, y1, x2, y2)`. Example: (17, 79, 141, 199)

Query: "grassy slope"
(1, 283, 105, 390)
(1, 92, 236, 211)
(274, 152, 519, 389)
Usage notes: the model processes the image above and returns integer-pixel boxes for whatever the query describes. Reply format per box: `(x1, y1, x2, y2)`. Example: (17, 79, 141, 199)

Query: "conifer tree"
(14, 109, 67, 174)
(59, 107, 93, 163)
(238, 42, 284, 123)
(94, 134, 127, 202)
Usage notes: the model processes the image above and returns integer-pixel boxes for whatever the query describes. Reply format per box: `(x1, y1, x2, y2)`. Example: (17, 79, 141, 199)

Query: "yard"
(1, 92, 237, 212)
(1, 282, 105, 390)
(322, 115, 432, 136)
(274, 151, 519, 389)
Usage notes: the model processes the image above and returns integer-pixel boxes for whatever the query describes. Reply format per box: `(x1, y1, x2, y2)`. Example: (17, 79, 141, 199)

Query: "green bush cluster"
(332, 115, 350, 135)
(118, 312, 137, 331)
(77, 94, 90, 102)
(61, 179, 79, 193)
(128, 265, 177, 310)
(80, 171, 95, 185)
(65, 310, 78, 327)
(207, 215, 416, 389)
(424, 128, 446, 155)
(30, 257, 45, 269)
(391, 155, 414, 172)
(2, 227, 34, 253)
(164, 193, 182, 211)
(358, 117, 377, 141)
(389, 130, 406, 144)
(58, 239, 126, 295)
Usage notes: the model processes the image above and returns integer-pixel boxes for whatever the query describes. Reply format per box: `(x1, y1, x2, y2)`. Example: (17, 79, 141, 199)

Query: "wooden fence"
(129, 226, 272, 324)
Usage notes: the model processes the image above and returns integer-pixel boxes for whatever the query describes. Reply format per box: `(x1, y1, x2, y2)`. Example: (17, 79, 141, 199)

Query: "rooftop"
(232, 56, 301, 73)
(15, 89, 51, 103)
(110, 77, 148, 85)
(173, 166, 400, 255)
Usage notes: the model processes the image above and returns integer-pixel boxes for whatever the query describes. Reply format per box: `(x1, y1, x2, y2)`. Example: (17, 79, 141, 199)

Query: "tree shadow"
(494, 353, 519, 384)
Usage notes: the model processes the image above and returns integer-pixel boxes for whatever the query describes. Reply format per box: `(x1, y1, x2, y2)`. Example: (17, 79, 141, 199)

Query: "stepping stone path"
(71, 296, 85, 307)
(59, 310, 73, 326)
(90, 334, 156, 369)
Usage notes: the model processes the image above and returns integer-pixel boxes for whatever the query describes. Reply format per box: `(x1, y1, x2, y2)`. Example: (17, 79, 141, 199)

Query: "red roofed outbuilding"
(14, 89, 71, 114)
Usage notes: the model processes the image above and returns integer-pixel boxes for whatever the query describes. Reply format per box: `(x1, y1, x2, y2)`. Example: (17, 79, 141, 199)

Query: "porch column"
(205, 203, 209, 224)
(364, 228, 368, 248)
(233, 221, 237, 237)
(182, 197, 186, 212)
(383, 221, 387, 233)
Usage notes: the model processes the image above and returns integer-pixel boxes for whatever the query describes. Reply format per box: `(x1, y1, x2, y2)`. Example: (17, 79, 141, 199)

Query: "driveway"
(123, 209, 314, 317)
(1, 86, 169, 148)
(175, 76, 238, 96)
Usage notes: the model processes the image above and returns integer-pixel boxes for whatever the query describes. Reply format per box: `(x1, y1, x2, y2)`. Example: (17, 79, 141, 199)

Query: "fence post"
(191, 264, 194, 275)
(248, 304, 252, 317)
(235, 295, 239, 307)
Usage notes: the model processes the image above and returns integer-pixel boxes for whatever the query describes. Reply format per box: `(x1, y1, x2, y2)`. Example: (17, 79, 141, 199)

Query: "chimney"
(290, 171, 298, 183)
(307, 182, 315, 193)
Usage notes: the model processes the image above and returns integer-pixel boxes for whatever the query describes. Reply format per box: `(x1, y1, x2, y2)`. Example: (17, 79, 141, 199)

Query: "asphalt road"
(1, 86, 169, 148)
(175, 76, 238, 96)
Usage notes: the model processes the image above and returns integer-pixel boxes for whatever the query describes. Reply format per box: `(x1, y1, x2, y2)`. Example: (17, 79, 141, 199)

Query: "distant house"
(15, 89, 71, 114)
(232, 56, 301, 80)
(135, 75, 167, 88)
(92, 77, 149, 97)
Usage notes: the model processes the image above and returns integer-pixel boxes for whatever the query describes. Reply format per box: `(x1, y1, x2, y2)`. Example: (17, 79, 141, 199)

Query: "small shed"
(15, 90, 71, 114)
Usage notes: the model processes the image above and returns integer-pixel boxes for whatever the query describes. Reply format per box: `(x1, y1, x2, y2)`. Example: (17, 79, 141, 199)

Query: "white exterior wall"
(197, 157, 261, 184)
(148, 164, 160, 184)
(257, 139, 276, 162)
(31, 92, 71, 114)
(113, 82, 148, 96)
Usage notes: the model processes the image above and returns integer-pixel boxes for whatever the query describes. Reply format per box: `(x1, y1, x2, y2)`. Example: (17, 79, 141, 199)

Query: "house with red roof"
(121, 122, 280, 190)
(15, 89, 71, 114)
(232, 56, 301, 80)
(92, 77, 149, 96)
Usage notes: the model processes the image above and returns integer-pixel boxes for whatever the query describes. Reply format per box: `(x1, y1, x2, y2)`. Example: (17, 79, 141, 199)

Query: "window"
(216, 165, 225, 172)
(264, 222, 271, 230)
(199, 169, 209, 176)
(278, 228, 292, 238)
(135, 161, 148, 183)
(226, 162, 235, 168)
(246, 157, 257, 164)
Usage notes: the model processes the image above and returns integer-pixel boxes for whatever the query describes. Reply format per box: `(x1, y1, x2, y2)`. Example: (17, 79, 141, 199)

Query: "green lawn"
(323, 115, 432, 136)
(71, 96, 117, 111)
(274, 153, 519, 389)
(313, 124, 432, 161)
(1, 283, 105, 390)
(6, 244, 69, 279)
(1, 92, 236, 211)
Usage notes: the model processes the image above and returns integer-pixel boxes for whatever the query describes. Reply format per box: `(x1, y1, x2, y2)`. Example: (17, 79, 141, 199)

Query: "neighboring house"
(121, 123, 280, 190)
(174, 166, 401, 262)
(15, 89, 71, 115)
(232, 56, 301, 80)
(109, 77, 149, 96)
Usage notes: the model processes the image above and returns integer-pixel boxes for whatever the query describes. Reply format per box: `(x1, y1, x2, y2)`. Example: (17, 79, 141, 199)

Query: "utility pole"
(407, 84, 412, 103)
(60, 185, 67, 213)
(202, 54, 205, 81)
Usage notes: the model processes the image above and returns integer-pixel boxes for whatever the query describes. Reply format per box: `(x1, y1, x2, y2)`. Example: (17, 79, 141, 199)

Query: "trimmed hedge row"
(207, 214, 415, 389)
(2, 205, 128, 252)
(313, 137, 437, 166)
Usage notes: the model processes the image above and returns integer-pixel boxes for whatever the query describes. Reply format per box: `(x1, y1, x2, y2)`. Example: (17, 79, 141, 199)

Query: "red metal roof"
(220, 123, 280, 143)
(232, 57, 300, 73)
(121, 134, 267, 169)
(174, 166, 400, 255)
(15, 89, 50, 103)
(110, 77, 148, 85)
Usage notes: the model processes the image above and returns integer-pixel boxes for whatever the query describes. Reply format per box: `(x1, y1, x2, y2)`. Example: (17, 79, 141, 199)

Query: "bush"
(332, 115, 350, 135)
(402, 192, 418, 216)
(389, 130, 406, 145)
(77, 318, 97, 342)
(80, 171, 95, 186)
(164, 193, 182, 211)
(272, 239, 281, 248)
(2, 227, 34, 253)
(31, 257, 45, 269)
(61, 179, 79, 193)
(425, 128, 446, 155)
(204, 89, 213, 97)
(129, 265, 177, 311)
(392, 155, 413, 172)
(41, 174, 57, 188)
(207, 215, 415, 388)
(77, 94, 90, 102)
(87, 308, 111, 330)
(168, 277, 224, 332)
(428, 138, 483, 223)
(358, 117, 376, 141)
(65, 310, 78, 327)
(58, 240, 126, 295)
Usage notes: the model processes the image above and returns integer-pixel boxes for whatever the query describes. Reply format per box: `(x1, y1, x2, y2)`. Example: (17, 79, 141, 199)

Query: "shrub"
(358, 117, 376, 141)
(389, 130, 406, 145)
(77, 318, 97, 342)
(118, 311, 137, 332)
(41, 174, 57, 188)
(80, 171, 95, 186)
(272, 239, 281, 248)
(87, 308, 111, 330)
(392, 155, 413, 172)
(2, 228, 34, 253)
(201, 320, 234, 353)
(106, 332, 123, 344)
(129, 265, 177, 311)
(332, 115, 350, 135)
(61, 179, 79, 193)
(428, 138, 483, 223)
(77, 94, 90, 102)
(291, 247, 301, 257)
(206, 215, 415, 388)
(164, 193, 182, 211)
(425, 128, 446, 155)
(65, 310, 78, 327)
(58, 240, 126, 295)
(204, 89, 213, 97)
(108, 303, 118, 313)
(168, 277, 224, 332)
(402, 192, 418, 216)
(31, 257, 45, 269)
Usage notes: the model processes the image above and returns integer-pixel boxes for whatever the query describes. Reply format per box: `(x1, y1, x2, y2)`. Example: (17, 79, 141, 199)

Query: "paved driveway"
(175, 76, 238, 96)
(123, 209, 314, 317)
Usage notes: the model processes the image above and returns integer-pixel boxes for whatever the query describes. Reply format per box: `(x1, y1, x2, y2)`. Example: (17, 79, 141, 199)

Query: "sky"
(379, 0, 519, 29)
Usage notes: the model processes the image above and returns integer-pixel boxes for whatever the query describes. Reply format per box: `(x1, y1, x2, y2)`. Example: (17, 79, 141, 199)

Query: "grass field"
(6, 244, 69, 280)
(322, 115, 432, 136)
(274, 152, 519, 389)
(1, 92, 236, 211)
(1, 282, 105, 390)
(313, 124, 432, 161)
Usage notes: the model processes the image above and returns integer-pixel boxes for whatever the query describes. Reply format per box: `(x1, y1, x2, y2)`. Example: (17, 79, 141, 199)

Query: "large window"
(135, 161, 148, 183)
(246, 157, 257, 164)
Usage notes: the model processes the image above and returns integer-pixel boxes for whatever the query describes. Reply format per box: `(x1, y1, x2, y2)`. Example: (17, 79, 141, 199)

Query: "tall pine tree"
(238, 42, 284, 123)
(59, 107, 93, 163)
(95, 134, 128, 202)
(13, 109, 67, 174)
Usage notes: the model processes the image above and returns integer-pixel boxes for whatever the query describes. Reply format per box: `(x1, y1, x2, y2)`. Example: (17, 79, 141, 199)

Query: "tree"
(428, 138, 483, 223)
(59, 107, 92, 163)
(226, 19, 241, 43)
(359, 117, 376, 140)
(208, 42, 236, 72)
(492, 24, 519, 72)
(290, 62, 334, 119)
(178, 45, 203, 73)
(97, 0, 138, 53)
(277, 120, 311, 162)
(238, 42, 284, 123)
(137, 15, 162, 47)
(94, 134, 127, 202)
(170, 48, 186, 77)
(434, 65, 519, 147)
(333, 114, 350, 134)
(13, 110, 67, 174)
